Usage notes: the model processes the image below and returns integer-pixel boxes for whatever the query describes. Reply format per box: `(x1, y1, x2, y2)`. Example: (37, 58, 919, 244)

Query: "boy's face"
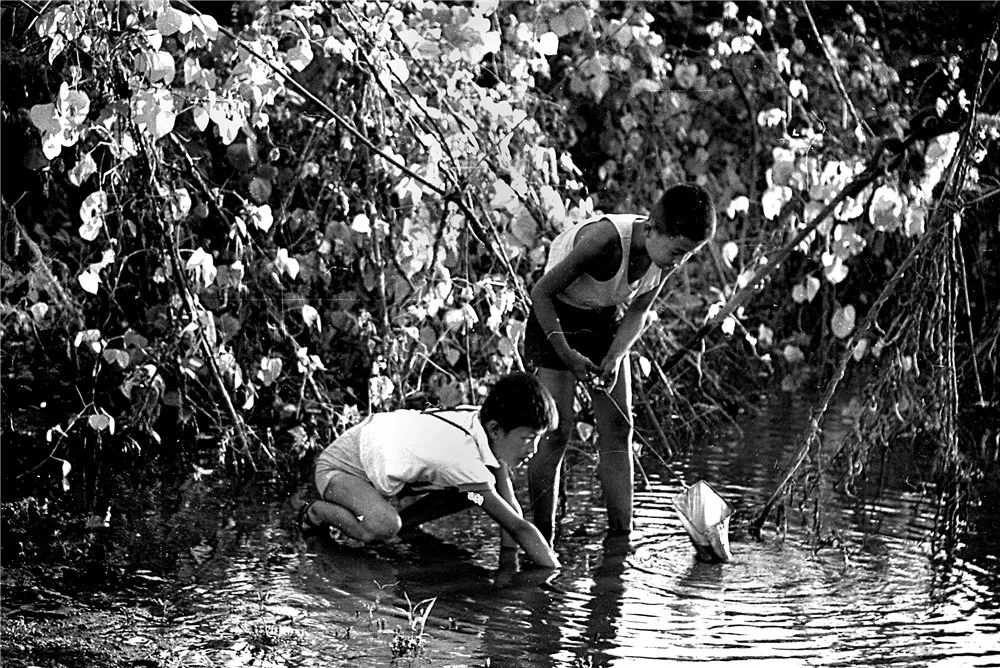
(487, 423, 547, 468)
(644, 228, 704, 270)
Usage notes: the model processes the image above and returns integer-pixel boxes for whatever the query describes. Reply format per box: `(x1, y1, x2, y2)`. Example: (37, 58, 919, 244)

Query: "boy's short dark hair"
(480, 372, 558, 433)
(649, 183, 717, 242)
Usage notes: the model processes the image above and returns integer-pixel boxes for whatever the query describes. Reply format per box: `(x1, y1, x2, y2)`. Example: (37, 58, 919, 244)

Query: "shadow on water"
(11, 393, 997, 667)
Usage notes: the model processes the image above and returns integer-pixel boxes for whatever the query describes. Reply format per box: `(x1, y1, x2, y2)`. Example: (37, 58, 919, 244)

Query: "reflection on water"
(124, 394, 999, 666)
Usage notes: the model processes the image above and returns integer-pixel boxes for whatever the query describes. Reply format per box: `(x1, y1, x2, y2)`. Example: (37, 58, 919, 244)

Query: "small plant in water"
(390, 593, 437, 661)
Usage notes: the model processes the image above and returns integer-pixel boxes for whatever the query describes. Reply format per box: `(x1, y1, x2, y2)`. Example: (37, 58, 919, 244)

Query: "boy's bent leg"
(592, 357, 635, 536)
(312, 470, 401, 542)
(528, 367, 578, 545)
(398, 490, 474, 530)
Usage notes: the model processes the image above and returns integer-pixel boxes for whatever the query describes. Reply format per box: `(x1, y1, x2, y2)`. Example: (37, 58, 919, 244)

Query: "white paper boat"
(671, 480, 733, 562)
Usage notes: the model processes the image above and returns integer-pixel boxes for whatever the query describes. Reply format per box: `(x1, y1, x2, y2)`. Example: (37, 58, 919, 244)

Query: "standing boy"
(525, 184, 716, 545)
(300, 372, 561, 568)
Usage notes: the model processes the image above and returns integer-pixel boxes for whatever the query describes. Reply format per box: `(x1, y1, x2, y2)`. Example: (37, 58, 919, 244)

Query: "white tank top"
(544, 214, 662, 310)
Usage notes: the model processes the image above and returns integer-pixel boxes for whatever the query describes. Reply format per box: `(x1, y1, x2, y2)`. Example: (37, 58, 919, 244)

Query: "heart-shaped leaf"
(831, 304, 857, 339)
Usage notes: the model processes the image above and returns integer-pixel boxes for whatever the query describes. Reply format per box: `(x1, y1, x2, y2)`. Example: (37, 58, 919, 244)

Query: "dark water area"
(5, 393, 999, 667)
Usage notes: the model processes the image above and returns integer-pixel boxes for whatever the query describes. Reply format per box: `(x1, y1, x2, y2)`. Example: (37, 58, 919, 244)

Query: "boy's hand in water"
(495, 546, 520, 587)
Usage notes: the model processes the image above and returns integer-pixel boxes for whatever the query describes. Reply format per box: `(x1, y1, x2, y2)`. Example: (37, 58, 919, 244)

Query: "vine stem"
(800, 0, 873, 139)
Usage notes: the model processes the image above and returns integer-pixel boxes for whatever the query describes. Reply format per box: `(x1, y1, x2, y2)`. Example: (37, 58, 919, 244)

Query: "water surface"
(115, 393, 999, 667)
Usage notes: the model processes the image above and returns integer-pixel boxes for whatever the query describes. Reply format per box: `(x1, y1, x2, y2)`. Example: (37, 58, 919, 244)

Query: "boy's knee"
(599, 414, 633, 443)
(362, 511, 402, 542)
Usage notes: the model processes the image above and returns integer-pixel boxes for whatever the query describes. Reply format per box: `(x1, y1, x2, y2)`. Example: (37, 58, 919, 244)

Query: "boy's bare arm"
(479, 488, 561, 568)
(493, 464, 521, 550)
(531, 221, 616, 376)
(601, 283, 663, 380)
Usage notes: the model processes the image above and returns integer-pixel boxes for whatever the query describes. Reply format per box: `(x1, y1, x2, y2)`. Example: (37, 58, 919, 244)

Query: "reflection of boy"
(525, 184, 717, 545)
(303, 373, 561, 568)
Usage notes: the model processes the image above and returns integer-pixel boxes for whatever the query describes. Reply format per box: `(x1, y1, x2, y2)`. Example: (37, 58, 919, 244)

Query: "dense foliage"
(2, 1, 997, 519)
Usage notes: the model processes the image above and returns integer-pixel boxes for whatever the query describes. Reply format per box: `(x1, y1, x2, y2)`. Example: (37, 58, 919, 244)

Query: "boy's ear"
(483, 419, 503, 440)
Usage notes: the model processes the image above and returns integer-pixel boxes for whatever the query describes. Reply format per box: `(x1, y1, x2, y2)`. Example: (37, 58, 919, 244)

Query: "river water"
(105, 392, 998, 667)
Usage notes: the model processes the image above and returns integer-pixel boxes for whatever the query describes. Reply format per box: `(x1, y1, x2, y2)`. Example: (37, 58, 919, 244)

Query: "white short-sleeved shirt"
(314, 409, 498, 498)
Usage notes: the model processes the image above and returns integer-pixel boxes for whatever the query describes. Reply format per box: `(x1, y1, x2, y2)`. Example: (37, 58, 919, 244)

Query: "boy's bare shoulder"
(574, 216, 619, 254)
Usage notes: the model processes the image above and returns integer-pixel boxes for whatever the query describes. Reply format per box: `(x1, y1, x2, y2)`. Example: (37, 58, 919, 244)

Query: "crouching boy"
(300, 372, 561, 569)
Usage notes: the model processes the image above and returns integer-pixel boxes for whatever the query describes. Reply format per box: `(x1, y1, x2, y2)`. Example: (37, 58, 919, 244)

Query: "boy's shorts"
(314, 422, 366, 499)
(524, 298, 618, 370)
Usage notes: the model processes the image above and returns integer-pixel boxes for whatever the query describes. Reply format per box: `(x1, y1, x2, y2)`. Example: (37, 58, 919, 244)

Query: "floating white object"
(671, 480, 733, 562)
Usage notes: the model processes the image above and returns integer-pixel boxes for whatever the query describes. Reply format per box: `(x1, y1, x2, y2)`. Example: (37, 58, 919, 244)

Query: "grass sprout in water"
(390, 593, 437, 661)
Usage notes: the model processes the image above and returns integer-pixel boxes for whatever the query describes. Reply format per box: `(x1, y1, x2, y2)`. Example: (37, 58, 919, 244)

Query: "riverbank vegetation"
(2, 0, 997, 572)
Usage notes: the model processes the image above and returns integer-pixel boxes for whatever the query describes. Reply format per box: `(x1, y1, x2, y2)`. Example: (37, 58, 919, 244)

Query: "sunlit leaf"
(536, 31, 559, 56)
(249, 204, 273, 231)
(369, 375, 395, 405)
(76, 271, 101, 295)
(588, 72, 610, 101)
(68, 151, 97, 186)
(629, 78, 661, 97)
(185, 247, 217, 287)
(102, 348, 131, 368)
(490, 179, 519, 213)
(831, 304, 856, 339)
(88, 413, 111, 431)
(539, 185, 566, 223)
(29, 103, 61, 135)
(443, 308, 465, 331)
(134, 50, 176, 84)
(131, 88, 176, 139)
(832, 224, 865, 259)
(564, 5, 590, 32)
(249, 177, 271, 204)
(761, 185, 791, 220)
(286, 39, 313, 72)
(190, 14, 219, 46)
(168, 187, 191, 221)
(275, 248, 299, 279)
(726, 196, 749, 218)
(805, 276, 820, 301)
(757, 324, 774, 348)
(79, 190, 109, 241)
(301, 304, 321, 331)
(30, 302, 50, 322)
(351, 213, 371, 234)
(674, 63, 698, 88)
(208, 97, 242, 145)
(56, 456, 71, 491)
(74, 329, 102, 349)
(257, 356, 283, 386)
(782, 344, 805, 364)
(722, 241, 739, 265)
(757, 108, 787, 128)
(905, 204, 927, 237)
(823, 254, 848, 284)
(869, 184, 903, 231)
(155, 7, 192, 36)
(386, 57, 409, 84)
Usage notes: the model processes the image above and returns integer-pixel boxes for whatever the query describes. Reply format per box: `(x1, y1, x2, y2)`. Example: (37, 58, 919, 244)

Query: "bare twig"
(800, 0, 873, 138)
